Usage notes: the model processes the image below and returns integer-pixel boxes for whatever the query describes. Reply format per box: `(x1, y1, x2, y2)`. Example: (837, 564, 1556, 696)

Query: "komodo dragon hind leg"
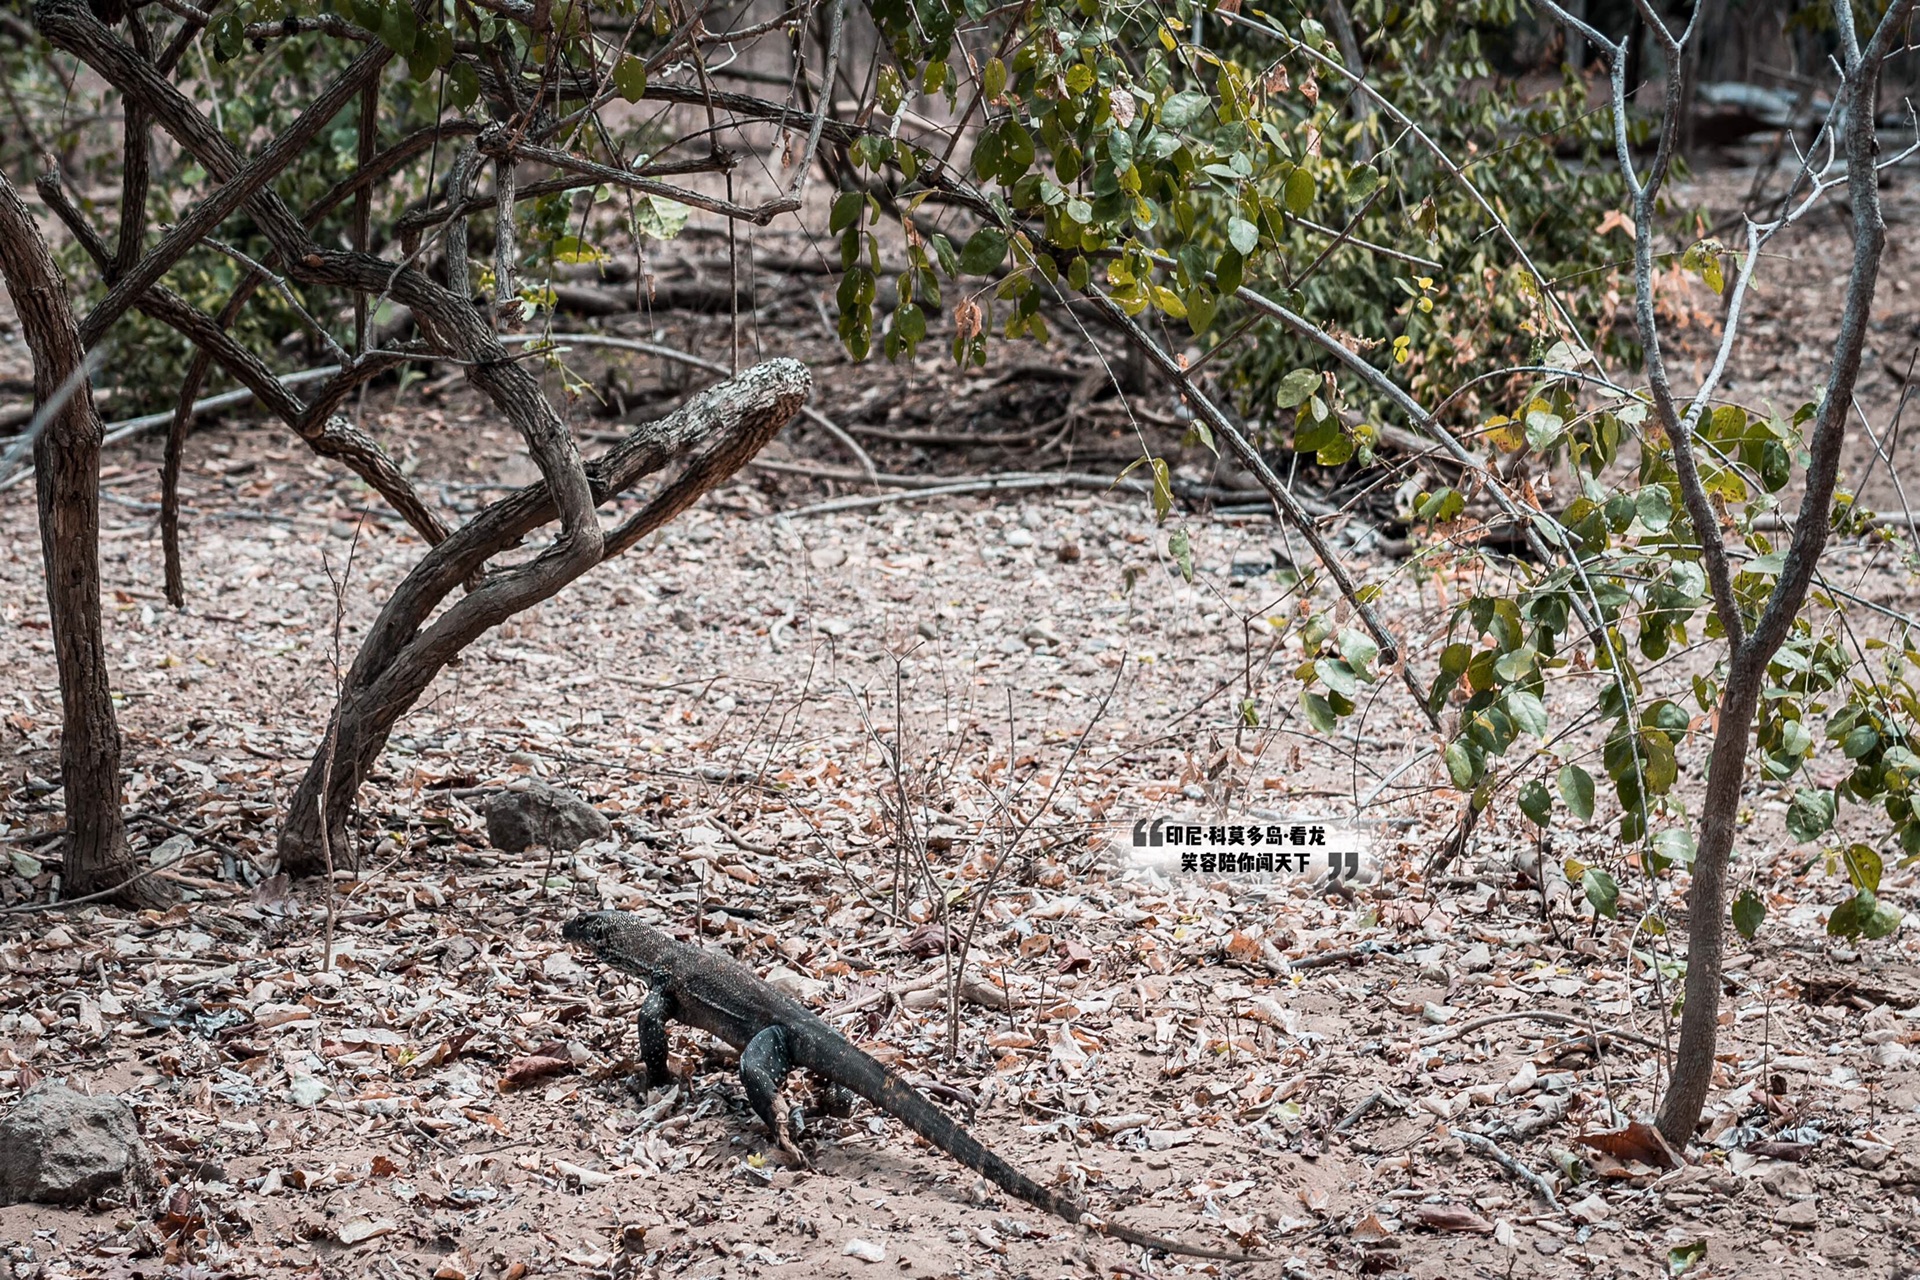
(637, 987, 676, 1090)
(741, 1025, 808, 1166)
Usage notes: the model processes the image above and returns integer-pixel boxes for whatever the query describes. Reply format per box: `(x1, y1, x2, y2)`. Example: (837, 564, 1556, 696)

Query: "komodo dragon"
(563, 910, 1259, 1261)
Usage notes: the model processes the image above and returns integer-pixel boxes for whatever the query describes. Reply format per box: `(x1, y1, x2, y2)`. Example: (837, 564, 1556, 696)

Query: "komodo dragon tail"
(804, 1034, 1263, 1262)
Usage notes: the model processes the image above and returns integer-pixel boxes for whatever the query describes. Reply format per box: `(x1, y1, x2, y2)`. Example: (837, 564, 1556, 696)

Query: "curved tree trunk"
(275, 359, 811, 876)
(0, 173, 168, 907)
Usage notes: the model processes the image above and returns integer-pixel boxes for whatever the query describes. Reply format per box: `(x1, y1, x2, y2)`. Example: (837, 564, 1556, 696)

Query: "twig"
(0, 367, 343, 492)
(715, 818, 775, 855)
(0, 858, 172, 914)
(1420, 1009, 1666, 1053)
(315, 512, 367, 971)
(1456, 1131, 1562, 1212)
(1332, 1091, 1382, 1134)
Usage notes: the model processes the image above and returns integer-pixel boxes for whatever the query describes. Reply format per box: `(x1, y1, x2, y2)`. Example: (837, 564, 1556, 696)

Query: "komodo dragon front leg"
(636, 987, 675, 1087)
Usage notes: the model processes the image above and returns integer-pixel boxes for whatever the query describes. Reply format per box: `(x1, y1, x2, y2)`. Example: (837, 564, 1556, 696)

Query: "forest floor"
(3, 164, 1920, 1280)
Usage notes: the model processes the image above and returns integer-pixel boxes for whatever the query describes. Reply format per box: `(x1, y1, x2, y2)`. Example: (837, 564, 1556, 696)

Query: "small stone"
(485, 783, 612, 853)
(1458, 943, 1494, 973)
(9, 851, 42, 880)
(1004, 528, 1035, 548)
(764, 966, 827, 1003)
(810, 545, 848, 570)
(1229, 549, 1275, 581)
(1566, 1193, 1610, 1224)
(148, 834, 194, 867)
(288, 1076, 332, 1107)
(542, 952, 585, 985)
(336, 1217, 396, 1245)
(0, 1082, 153, 1206)
(1773, 1199, 1819, 1229)
(1055, 542, 1082, 563)
(1762, 1164, 1816, 1201)
(1021, 623, 1063, 649)
(1852, 1143, 1893, 1170)
(843, 1239, 886, 1263)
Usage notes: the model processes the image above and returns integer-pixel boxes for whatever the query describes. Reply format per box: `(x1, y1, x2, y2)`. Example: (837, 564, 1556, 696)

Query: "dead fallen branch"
(759, 459, 1343, 520)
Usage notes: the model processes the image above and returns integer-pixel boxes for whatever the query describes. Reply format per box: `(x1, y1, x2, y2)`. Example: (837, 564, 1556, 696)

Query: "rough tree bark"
(0, 173, 167, 906)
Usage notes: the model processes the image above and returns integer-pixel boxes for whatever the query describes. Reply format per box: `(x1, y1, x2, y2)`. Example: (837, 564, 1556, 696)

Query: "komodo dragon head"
(561, 911, 619, 950)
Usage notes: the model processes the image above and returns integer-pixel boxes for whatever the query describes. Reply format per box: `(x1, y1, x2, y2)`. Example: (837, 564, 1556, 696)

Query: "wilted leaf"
(1405, 1204, 1491, 1233)
(500, 1055, 574, 1090)
(1573, 1121, 1682, 1171)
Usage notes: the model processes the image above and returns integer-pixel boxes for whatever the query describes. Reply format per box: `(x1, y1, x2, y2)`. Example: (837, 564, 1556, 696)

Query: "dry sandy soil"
(2, 158, 1920, 1280)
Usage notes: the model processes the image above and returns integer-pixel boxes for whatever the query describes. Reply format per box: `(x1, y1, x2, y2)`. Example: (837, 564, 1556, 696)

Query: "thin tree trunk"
(0, 172, 167, 907)
(1324, 1, 1375, 161)
(1652, 659, 1759, 1143)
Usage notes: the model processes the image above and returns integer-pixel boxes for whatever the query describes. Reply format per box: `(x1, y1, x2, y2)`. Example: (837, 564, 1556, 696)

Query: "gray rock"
(148, 834, 194, 867)
(0, 1082, 152, 1206)
(485, 783, 612, 853)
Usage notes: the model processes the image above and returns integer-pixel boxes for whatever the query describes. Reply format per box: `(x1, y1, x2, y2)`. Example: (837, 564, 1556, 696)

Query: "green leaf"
(982, 57, 1007, 100)
(1558, 764, 1595, 821)
(1444, 740, 1475, 789)
(1337, 628, 1378, 678)
(1301, 689, 1338, 732)
(1786, 788, 1836, 842)
(1843, 842, 1884, 893)
(1159, 90, 1213, 129)
(1667, 1241, 1707, 1277)
(1652, 827, 1696, 868)
(552, 235, 606, 265)
(613, 55, 647, 102)
(959, 226, 1009, 275)
(1118, 455, 1174, 523)
(1274, 368, 1319, 409)
(1168, 528, 1194, 582)
(1283, 165, 1315, 216)
(449, 61, 481, 108)
(1227, 215, 1259, 256)
(1184, 284, 1217, 336)
(1842, 725, 1881, 759)
(1346, 165, 1381, 204)
(1315, 658, 1358, 698)
(830, 190, 866, 234)
(1581, 867, 1619, 919)
(1828, 888, 1903, 941)
(209, 11, 244, 58)
(633, 195, 690, 240)
(378, 0, 417, 55)
(1428, 642, 1471, 715)
(1507, 689, 1548, 738)
(1732, 889, 1765, 941)
(1635, 486, 1673, 534)
(1518, 779, 1553, 828)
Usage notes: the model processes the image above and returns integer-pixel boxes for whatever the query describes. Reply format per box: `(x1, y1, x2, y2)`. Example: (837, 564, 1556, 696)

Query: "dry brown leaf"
(500, 1054, 574, 1090)
(1573, 1120, 1684, 1171)
(1406, 1204, 1493, 1233)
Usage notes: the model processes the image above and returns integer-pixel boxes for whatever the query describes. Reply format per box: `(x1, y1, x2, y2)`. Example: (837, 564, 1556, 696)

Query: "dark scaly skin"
(563, 911, 1260, 1262)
